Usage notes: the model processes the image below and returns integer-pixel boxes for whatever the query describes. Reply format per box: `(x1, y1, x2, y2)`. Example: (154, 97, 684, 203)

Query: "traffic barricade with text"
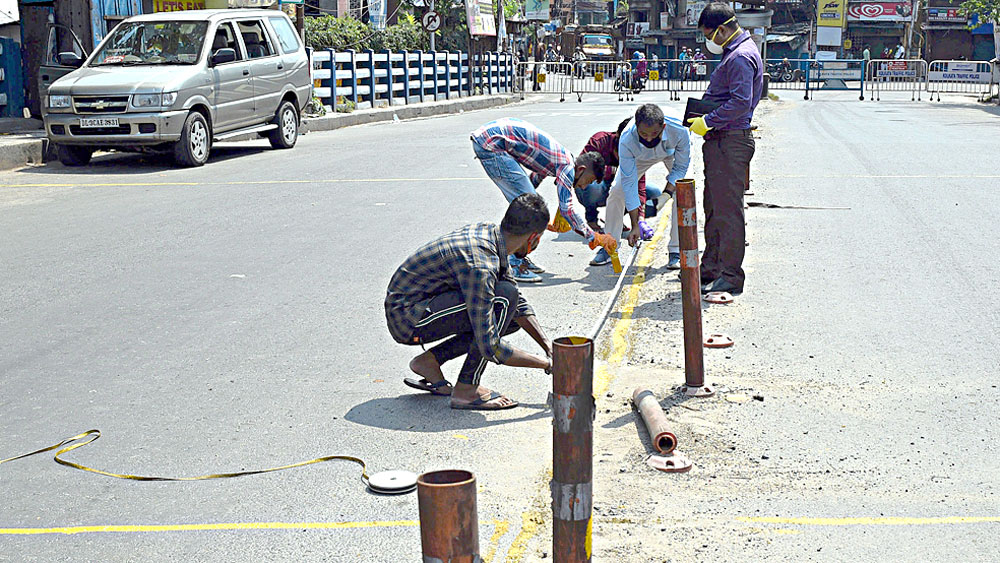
(517, 62, 572, 101)
(805, 59, 865, 100)
(865, 59, 927, 101)
(764, 58, 808, 95)
(926, 60, 995, 101)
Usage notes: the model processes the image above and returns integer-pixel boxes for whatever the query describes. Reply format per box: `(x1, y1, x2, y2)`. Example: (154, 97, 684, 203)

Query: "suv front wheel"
(56, 144, 93, 167)
(173, 111, 211, 167)
(267, 100, 298, 149)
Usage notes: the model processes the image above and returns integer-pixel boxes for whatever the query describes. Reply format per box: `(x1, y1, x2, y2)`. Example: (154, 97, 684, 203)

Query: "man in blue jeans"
(472, 118, 618, 282)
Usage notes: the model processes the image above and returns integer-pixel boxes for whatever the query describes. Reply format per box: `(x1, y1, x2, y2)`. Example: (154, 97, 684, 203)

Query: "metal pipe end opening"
(417, 470, 475, 487)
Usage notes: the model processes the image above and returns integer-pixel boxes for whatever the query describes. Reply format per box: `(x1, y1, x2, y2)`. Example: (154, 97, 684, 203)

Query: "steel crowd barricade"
(764, 59, 808, 96)
(516, 62, 572, 101)
(668, 58, 721, 99)
(804, 59, 865, 100)
(866, 59, 927, 101)
(926, 60, 995, 101)
(570, 60, 644, 101)
(311, 49, 512, 110)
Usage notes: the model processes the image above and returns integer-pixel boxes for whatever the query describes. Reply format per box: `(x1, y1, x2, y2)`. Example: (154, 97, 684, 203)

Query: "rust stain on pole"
(675, 179, 715, 398)
(417, 470, 480, 563)
(631, 388, 678, 454)
(551, 336, 594, 563)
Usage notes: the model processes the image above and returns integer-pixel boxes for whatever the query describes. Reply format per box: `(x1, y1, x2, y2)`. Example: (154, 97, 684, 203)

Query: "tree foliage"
(959, 0, 1000, 27)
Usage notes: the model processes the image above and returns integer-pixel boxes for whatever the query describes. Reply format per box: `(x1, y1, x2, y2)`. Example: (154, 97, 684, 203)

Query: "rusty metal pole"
(675, 178, 715, 397)
(417, 470, 479, 563)
(631, 388, 677, 454)
(551, 336, 594, 563)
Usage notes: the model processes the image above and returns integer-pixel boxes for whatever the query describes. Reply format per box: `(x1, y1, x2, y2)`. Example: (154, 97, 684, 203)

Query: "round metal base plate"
(646, 451, 693, 473)
(367, 470, 418, 495)
(682, 384, 716, 398)
(704, 291, 734, 304)
(704, 333, 734, 349)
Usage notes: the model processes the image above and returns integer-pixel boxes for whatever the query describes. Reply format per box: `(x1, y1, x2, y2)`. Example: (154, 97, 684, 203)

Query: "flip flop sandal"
(403, 377, 453, 396)
(450, 391, 518, 411)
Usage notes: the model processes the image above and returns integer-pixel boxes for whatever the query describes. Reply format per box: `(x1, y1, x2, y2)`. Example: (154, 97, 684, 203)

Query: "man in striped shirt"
(385, 194, 554, 410)
(472, 118, 618, 282)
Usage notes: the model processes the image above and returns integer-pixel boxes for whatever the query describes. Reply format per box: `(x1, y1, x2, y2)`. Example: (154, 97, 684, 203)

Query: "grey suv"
(43, 10, 311, 167)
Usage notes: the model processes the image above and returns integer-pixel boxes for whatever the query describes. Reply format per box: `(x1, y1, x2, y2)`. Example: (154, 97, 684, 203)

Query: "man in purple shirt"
(687, 2, 763, 296)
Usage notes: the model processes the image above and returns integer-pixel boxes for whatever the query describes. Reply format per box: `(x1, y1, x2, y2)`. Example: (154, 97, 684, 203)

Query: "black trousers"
(411, 280, 520, 386)
(702, 129, 755, 290)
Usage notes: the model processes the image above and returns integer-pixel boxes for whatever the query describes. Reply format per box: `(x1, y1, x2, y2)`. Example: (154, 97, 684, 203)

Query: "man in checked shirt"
(385, 194, 555, 410)
(471, 118, 619, 283)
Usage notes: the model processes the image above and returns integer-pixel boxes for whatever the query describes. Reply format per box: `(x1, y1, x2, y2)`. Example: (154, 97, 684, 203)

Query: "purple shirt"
(703, 31, 763, 131)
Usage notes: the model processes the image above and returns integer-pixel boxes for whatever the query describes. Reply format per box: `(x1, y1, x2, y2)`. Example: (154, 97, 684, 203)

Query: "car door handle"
(243, 69, 250, 76)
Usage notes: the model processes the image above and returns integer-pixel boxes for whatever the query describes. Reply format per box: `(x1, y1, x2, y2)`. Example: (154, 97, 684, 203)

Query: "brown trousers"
(701, 129, 755, 290)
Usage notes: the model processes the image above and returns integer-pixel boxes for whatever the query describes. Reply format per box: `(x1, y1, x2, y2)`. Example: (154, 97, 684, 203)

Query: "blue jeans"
(473, 141, 536, 203)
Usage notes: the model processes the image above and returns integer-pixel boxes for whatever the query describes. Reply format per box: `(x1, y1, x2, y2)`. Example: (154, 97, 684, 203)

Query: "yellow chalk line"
(503, 211, 672, 562)
(0, 178, 486, 189)
(739, 516, 1000, 527)
(0, 520, 419, 536)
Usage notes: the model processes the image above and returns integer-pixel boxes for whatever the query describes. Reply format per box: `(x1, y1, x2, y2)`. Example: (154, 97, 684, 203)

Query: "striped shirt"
(385, 223, 534, 365)
(471, 118, 595, 241)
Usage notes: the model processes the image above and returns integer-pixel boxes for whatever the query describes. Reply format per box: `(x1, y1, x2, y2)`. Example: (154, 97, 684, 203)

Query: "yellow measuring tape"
(0, 430, 370, 484)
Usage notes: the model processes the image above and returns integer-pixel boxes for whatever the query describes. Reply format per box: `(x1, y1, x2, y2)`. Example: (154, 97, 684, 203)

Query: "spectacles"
(708, 16, 737, 42)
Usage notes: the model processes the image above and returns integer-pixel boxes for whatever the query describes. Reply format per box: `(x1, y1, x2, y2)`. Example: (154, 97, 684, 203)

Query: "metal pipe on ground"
(551, 336, 595, 563)
(675, 179, 714, 397)
(417, 469, 479, 563)
(631, 388, 677, 454)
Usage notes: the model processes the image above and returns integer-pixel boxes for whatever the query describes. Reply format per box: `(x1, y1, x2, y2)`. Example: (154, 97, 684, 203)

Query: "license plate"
(79, 118, 119, 128)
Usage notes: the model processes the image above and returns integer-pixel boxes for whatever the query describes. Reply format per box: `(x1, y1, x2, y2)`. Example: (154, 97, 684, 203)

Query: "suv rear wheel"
(56, 144, 93, 167)
(267, 100, 298, 149)
(173, 111, 211, 167)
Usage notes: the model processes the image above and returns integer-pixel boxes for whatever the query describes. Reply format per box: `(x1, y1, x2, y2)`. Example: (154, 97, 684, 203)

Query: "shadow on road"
(15, 145, 272, 176)
(344, 395, 551, 432)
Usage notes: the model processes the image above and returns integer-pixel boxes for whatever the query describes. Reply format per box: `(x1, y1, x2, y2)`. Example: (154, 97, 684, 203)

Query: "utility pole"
(296, 4, 305, 42)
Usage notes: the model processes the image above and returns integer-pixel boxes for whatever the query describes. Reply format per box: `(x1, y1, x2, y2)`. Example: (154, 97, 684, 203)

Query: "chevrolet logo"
(95, 100, 108, 110)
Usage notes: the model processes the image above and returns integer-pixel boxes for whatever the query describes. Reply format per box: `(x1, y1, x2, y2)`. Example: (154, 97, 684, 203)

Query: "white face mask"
(705, 17, 739, 55)
(705, 39, 725, 55)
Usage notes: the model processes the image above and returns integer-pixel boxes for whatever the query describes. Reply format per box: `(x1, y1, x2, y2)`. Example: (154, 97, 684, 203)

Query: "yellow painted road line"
(503, 212, 673, 562)
(0, 178, 486, 189)
(483, 519, 511, 563)
(0, 520, 419, 536)
(740, 516, 1000, 527)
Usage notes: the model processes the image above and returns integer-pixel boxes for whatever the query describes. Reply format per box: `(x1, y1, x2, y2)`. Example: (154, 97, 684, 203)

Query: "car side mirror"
(57, 52, 84, 68)
(211, 48, 237, 66)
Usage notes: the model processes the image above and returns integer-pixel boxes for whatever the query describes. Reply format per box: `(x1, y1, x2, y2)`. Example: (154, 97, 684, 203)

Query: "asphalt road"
(0, 95, 679, 562)
(3, 89, 999, 562)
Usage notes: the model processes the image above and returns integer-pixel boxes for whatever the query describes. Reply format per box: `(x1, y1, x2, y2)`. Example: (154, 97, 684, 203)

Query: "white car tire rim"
(190, 120, 207, 160)
(282, 108, 296, 143)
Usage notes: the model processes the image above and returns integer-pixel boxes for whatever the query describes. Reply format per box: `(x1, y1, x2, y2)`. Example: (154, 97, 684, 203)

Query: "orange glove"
(589, 233, 618, 254)
(547, 209, 572, 233)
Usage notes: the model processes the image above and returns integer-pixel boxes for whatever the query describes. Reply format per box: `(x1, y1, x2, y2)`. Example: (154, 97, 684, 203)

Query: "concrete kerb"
(0, 94, 518, 171)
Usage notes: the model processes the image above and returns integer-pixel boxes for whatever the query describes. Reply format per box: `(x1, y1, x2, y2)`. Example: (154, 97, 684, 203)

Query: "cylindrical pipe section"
(552, 336, 594, 563)
(675, 179, 706, 389)
(631, 387, 678, 454)
(417, 469, 479, 563)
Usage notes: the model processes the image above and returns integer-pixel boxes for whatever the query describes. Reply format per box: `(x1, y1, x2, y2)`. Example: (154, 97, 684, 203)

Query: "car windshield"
(91, 21, 208, 66)
(584, 35, 612, 47)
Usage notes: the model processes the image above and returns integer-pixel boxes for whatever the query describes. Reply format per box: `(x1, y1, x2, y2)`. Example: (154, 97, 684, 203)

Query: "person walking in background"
(687, 2, 763, 296)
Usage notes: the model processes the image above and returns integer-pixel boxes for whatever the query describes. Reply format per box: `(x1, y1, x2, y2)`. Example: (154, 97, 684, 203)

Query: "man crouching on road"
(385, 194, 555, 411)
